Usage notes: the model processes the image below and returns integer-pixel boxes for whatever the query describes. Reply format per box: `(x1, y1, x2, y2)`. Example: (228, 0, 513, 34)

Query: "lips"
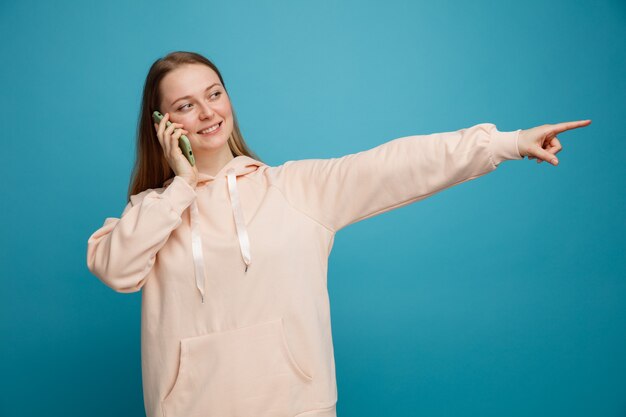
(197, 121, 222, 134)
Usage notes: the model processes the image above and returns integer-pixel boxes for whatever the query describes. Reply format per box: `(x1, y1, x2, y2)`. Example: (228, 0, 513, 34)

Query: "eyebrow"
(171, 83, 221, 106)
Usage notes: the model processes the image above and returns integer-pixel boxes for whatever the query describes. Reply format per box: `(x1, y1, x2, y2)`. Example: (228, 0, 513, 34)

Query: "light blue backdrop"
(1, 0, 624, 416)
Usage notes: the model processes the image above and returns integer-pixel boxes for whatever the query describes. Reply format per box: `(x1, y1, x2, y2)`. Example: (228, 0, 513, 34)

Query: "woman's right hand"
(154, 112, 198, 188)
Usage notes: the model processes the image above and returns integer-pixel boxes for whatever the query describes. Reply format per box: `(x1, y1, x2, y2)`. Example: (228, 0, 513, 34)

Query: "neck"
(194, 145, 235, 177)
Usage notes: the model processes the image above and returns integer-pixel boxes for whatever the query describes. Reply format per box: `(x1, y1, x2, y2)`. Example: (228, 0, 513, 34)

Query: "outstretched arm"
(268, 122, 523, 233)
(267, 119, 592, 233)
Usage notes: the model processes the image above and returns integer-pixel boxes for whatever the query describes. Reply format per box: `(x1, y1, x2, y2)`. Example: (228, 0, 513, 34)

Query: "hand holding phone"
(152, 111, 196, 166)
(152, 111, 198, 187)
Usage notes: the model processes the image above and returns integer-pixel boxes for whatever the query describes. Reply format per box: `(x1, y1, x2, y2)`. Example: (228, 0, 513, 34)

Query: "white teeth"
(199, 123, 220, 134)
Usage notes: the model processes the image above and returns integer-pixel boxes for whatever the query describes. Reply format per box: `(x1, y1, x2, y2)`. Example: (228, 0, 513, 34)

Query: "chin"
(191, 134, 230, 151)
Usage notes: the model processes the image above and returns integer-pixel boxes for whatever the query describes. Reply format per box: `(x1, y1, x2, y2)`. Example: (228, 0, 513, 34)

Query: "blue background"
(1, 0, 624, 416)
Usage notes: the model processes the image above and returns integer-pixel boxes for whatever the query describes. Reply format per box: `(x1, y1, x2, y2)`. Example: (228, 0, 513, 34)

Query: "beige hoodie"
(86, 122, 522, 417)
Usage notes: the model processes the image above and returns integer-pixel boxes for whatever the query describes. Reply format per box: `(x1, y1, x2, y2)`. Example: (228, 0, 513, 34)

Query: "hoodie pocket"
(162, 317, 314, 417)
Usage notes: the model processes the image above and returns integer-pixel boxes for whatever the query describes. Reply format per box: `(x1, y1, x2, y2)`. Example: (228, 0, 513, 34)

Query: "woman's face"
(158, 63, 233, 154)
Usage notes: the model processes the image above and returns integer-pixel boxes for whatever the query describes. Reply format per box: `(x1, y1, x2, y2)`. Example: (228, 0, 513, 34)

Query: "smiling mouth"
(198, 121, 223, 135)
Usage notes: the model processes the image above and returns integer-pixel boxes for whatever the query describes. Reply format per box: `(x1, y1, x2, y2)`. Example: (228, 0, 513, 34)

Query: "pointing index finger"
(552, 119, 592, 134)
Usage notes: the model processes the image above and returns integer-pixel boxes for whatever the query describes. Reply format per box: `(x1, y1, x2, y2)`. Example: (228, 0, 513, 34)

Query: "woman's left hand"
(518, 119, 592, 166)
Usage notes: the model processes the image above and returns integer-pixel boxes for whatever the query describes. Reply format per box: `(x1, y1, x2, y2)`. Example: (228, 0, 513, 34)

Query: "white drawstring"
(189, 199, 207, 304)
(188, 169, 252, 304)
(227, 169, 252, 272)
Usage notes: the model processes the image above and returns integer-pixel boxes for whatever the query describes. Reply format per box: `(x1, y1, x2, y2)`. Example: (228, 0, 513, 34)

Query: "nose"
(198, 101, 216, 120)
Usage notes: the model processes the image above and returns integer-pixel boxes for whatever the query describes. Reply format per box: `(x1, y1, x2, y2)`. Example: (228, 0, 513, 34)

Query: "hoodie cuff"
(162, 176, 197, 216)
(489, 128, 523, 166)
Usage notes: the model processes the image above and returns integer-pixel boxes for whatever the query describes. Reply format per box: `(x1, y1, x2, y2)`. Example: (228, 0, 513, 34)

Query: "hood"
(162, 154, 264, 188)
(162, 155, 266, 304)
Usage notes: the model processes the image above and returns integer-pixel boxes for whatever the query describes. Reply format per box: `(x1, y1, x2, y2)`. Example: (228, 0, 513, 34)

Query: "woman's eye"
(177, 92, 220, 111)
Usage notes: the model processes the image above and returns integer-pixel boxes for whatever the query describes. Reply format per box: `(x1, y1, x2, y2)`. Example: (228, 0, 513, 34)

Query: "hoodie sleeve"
(86, 176, 197, 293)
(268, 122, 522, 233)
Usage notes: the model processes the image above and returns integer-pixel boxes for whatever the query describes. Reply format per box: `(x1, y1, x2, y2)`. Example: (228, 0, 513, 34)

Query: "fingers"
(153, 112, 187, 158)
(154, 112, 170, 152)
(163, 121, 180, 155)
(156, 112, 169, 141)
(530, 144, 559, 165)
(548, 137, 563, 155)
(528, 135, 563, 164)
(154, 122, 169, 154)
(168, 124, 187, 156)
(171, 127, 189, 156)
(551, 119, 591, 135)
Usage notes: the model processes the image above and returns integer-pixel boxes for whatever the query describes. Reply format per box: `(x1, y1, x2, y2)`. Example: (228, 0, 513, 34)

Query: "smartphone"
(152, 111, 195, 166)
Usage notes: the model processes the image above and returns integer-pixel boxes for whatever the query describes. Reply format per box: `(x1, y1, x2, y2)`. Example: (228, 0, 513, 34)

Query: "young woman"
(86, 51, 591, 417)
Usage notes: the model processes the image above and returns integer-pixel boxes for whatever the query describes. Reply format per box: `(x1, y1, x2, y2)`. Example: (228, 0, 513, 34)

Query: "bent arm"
(86, 176, 196, 293)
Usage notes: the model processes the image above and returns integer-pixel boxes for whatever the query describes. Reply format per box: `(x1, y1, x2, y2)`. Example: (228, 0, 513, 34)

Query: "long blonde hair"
(127, 51, 262, 201)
